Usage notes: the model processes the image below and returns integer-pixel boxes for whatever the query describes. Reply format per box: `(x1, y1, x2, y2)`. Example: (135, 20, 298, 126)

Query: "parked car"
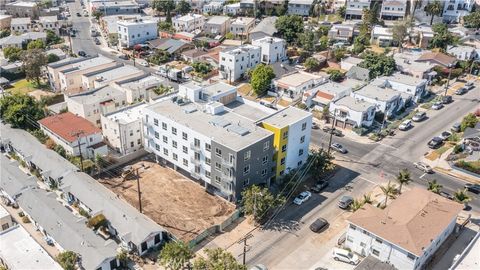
(442, 95, 453, 104)
(412, 112, 427, 122)
(464, 81, 474, 90)
(432, 102, 444, 110)
(451, 123, 461, 132)
(77, 50, 86, 57)
(310, 180, 329, 193)
(331, 143, 347, 154)
(322, 127, 343, 137)
(465, 183, 480, 194)
(309, 218, 329, 233)
(455, 87, 467, 95)
(293, 191, 312, 205)
(413, 162, 433, 173)
(439, 191, 454, 200)
(439, 131, 452, 141)
(118, 54, 128, 60)
(332, 248, 360, 265)
(399, 120, 413, 131)
(338, 196, 353, 209)
(93, 38, 101, 45)
(311, 122, 319, 129)
(76, 12, 81, 16)
(428, 137, 443, 149)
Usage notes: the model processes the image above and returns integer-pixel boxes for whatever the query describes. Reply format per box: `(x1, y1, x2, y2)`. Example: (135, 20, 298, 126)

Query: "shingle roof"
(334, 95, 375, 112)
(348, 187, 463, 256)
(38, 112, 102, 143)
(416, 52, 457, 67)
(250, 16, 278, 36)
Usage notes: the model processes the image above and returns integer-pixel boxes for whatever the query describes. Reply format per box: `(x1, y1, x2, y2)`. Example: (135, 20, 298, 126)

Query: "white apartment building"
(203, 1, 223, 14)
(101, 102, 146, 155)
(117, 18, 158, 48)
(223, 2, 241, 15)
(352, 84, 402, 117)
(112, 74, 167, 103)
(274, 71, 325, 99)
(230, 17, 255, 38)
(10, 17, 31, 33)
(345, 0, 371, 20)
(443, 0, 475, 23)
(38, 16, 59, 34)
(329, 96, 376, 128)
(288, 0, 313, 16)
(345, 188, 463, 270)
(252, 36, 287, 64)
(380, 0, 407, 21)
(219, 45, 261, 82)
(375, 73, 428, 102)
(172, 13, 205, 32)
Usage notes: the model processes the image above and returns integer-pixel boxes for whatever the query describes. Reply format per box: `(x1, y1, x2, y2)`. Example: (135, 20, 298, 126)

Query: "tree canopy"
(460, 113, 478, 132)
(3, 47, 22, 62)
(327, 69, 344, 82)
(56, 251, 78, 270)
(428, 23, 457, 51)
(463, 11, 480, 28)
(47, 53, 60, 63)
(358, 52, 396, 79)
(0, 94, 45, 130)
(241, 185, 285, 223)
(193, 248, 246, 270)
(175, 0, 191, 15)
(304, 57, 320, 71)
(22, 48, 47, 86)
(153, 0, 175, 22)
(425, 0, 443, 25)
(46, 30, 63, 45)
(158, 241, 193, 270)
(391, 19, 411, 49)
(26, 39, 45, 50)
(275, 15, 304, 44)
(250, 64, 275, 96)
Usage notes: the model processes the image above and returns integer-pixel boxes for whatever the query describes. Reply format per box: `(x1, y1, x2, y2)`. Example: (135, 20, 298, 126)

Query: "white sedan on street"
(293, 191, 312, 205)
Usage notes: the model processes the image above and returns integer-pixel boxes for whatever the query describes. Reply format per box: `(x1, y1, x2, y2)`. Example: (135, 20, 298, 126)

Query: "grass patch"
(9, 79, 50, 95)
(455, 160, 480, 175)
(425, 151, 440, 161)
(435, 146, 450, 156)
(237, 83, 253, 96)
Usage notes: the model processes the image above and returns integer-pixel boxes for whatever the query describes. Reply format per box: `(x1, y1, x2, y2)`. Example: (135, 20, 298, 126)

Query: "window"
(162, 122, 167, 130)
(243, 178, 249, 187)
(182, 132, 188, 140)
(407, 253, 416, 260)
(163, 136, 168, 143)
(298, 149, 304, 156)
(205, 171, 211, 178)
(195, 165, 200, 173)
(346, 236, 353, 242)
(280, 158, 285, 165)
(263, 141, 269, 151)
(350, 224, 356, 230)
(183, 159, 188, 166)
(155, 144, 160, 151)
(154, 234, 160, 244)
(300, 135, 305, 143)
(375, 238, 382, 244)
(281, 145, 287, 152)
(215, 162, 221, 171)
(215, 148, 222, 157)
(172, 140, 177, 148)
(261, 169, 267, 176)
(205, 143, 211, 151)
(262, 156, 268, 164)
(360, 242, 366, 247)
(137, 139, 141, 145)
(244, 150, 251, 161)
(172, 127, 177, 135)
(283, 131, 288, 139)
(194, 138, 200, 147)
(153, 118, 158, 126)
(302, 122, 307, 130)
(163, 148, 168, 155)
(372, 249, 380, 256)
(173, 153, 178, 161)
(130, 142, 134, 147)
(205, 157, 211, 165)
(129, 130, 133, 136)
(297, 160, 302, 166)
(243, 165, 250, 175)
(154, 132, 159, 139)
(215, 176, 221, 184)
(183, 146, 188, 154)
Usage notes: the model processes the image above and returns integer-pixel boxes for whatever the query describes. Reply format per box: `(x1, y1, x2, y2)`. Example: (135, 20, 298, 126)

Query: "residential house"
(443, 0, 475, 23)
(117, 18, 158, 48)
(219, 44, 261, 82)
(411, 25, 434, 49)
(146, 38, 195, 55)
(371, 26, 394, 47)
(5, 1, 39, 19)
(45, 48, 67, 60)
(9, 17, 31, 33)
(345, 188, 463, 270)
(112, 74, 167, 103)
(274, 71, 324, 99)
(181, 48, 208, 62)
(223, 2, 241, 15)
(0, 15, 12, 29)
(341, 56, 363, 71)
(101, 102, 146, 155)
(394, 51, 436, 80)
(249, 16, 278, 41)
(304, 81, 352, 108)
(416, 51, 457, 68)
(204, 16, 231, 36)
(0, 31, 46, 49)
(38, 112, 108, 158)
(203, 1, 224, 14)
(252, 36, 287, 64)
(330, 95, 376, 128)
(172, 13, 205, 33)
(47, 55, 117, 94)
(288, 0, 313, 16)
(230, 17, 255, 38)
(240, 0, 255, 12)
(352, 84, 402, 117)
(346, 66, 370, 81)
(0, 61, 22, 74)
(328, 24, 355, 43)
(38, 16, 59, 34)
(90, 0, 140, 15)
(380, 0, 407, 21)
(0, 206, 14, 231)
(447, 45, 478, 61)
(81, 64, 144, 90)
(345, 0, 371, 20)
(376, 73, 428, 102)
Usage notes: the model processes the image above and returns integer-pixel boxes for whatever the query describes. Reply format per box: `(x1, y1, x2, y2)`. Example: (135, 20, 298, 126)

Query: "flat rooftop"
(145, 98, 273, 151)
(0, 224, 63, 270)
(84, 65, 143, 83)
(0, 204, 9, 218)
(316, 81, 352, 95)
(277, 72, 321, 87)
(202, 81, 236, 97)
(118, 75, 165, 90)
(222, 44, 259, 55)
(262, 106, 311, 128)
(59, 56, 116, 75)
(105, 102, 146, 124)
(67, 85, 124, 104)
(354, 84, 400, 102)
(334, 95, 374, 112)
(381, 73, 427, 86)
(206, 16, 230, 25)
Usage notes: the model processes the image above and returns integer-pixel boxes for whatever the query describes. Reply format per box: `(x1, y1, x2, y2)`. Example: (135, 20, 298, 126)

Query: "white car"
(293, 191, 311, 205)
(432, 102, 443, 110)
(332, 248, 360, 265)
(399, 120, 412, 131)
(413, 162, 433, 173)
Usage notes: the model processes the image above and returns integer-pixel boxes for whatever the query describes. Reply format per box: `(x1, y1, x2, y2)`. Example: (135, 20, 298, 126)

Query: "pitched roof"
(38, 112, 101, 143)
(348, 187, 463, 256)
(250, 16, 278, 36)
(334, 95, 374, 112)
(416, 52, 457, 67)
(147, 38, 190, 53)
(346, 66, 369, 81)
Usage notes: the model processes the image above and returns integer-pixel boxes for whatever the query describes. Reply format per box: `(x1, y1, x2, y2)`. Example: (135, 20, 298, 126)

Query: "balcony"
(222, 159, 234, 168)
(190, 157, 201, 165)
(190, 143, 201, 151)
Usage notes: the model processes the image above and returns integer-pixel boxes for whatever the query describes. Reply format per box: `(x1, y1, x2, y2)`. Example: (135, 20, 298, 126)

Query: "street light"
(443, 63, 453, 97)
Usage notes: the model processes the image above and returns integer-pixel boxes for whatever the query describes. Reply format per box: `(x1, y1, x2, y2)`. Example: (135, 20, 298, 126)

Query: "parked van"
(332, 248, 360, 265)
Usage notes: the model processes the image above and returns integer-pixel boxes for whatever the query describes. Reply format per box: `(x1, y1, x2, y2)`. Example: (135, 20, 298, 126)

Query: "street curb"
(434, 167, 480, 184)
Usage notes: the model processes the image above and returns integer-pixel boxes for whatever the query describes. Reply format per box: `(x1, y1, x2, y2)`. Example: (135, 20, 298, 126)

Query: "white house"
(443, 0, 475, 23)
(371, 26, 394, 47)
(81, 64, 144, 90)
(305, 81, 352, 109)
(117, 18, 158, 48)
(10, 17, 32, 33)
(340, 56, 363, 71)
(252, 36, 286, 64)
(327, 24, 355, 42)
(447, 45, 478, 61)
(345, 188, 463, 270)
(230, 17, 255, 38)
(38, 112, 107, 158)
(223, 2, 241, 15)
(219, 44, 261, 82)
(38, 16, 59, 34)
(380, 0, 407, 21)
(288, 0, 313, 16)
(203, 1, 223, 14)
(204, 15, 230, 36)
(352, 84, 402, 117)
(172, 13, 205, 33)
(376, 73, 428, 102)
(274, 71, 325, 99)
(330, 95, 376, 128)
(345, 0, 371, 20)
(393, 51, 436, 80)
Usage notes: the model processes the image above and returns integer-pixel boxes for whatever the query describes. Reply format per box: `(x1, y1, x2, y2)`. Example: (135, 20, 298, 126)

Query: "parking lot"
(99, 160, 236, 242)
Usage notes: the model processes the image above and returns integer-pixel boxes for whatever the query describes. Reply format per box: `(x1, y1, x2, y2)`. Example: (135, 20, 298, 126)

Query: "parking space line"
(420, 173, 427, 179)
(358, 176, 377, 186)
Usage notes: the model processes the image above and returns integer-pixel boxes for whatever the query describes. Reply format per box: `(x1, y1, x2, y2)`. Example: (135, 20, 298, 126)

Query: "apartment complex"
(345, 0, 371, 20)
(204, 15, 231, 36)
(252, 36, 287, 64)
(443, 0, 475, 23)
(5, 1, 39, 19)
(38, 16, 59, 34)
(379, 0, 407, 21)
(288, 0, 313, 16)
(219, 44, 261, 82)
(117, 18, 158, 48)
(230, 17, 255, 38)
(172, 13, 206, 32)
(9, 17, 31, 33)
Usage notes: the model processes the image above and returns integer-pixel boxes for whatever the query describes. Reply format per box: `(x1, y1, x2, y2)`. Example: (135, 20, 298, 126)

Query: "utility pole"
(443, 64, 453, 97)
(237, 233, 253, 265)
(327, 109, 337, 155)
(135, 168, 142, 213)
(71, 131, 85, 171)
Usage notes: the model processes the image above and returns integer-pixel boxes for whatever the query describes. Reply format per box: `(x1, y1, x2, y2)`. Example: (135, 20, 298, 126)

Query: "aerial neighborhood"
(1, 0, 480, 269)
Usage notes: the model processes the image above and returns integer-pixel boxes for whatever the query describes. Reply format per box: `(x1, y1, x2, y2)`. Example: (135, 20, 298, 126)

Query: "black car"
(465, 183, 480, 194)
(78, 51, 86, 57)
(428, 137, 443, 149)
(455, 87, 467, 95)
(309, 218, 329, 233)
(322, 127, 343, 137)
(94, 38, 101, 45)
(76, 12, 81, 17)
(439, 191, 454, 200)
(442, 95, 453, 104)
(311, 180, 329, 193)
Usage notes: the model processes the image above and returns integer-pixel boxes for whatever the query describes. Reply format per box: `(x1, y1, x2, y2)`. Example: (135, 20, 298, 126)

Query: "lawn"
(9, 79, 49, 95)
(455, 160, 480, 175)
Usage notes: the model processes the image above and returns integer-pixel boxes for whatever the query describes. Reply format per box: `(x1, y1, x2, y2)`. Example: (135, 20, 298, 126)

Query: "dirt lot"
(99, 160, 236, 242)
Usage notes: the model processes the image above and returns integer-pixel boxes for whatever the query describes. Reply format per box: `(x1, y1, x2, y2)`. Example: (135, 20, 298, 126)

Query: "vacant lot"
(99, 160, 235, 242)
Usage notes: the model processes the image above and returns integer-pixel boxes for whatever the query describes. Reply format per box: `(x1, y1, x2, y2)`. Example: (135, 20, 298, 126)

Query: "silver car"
(413, 162, 433, 173)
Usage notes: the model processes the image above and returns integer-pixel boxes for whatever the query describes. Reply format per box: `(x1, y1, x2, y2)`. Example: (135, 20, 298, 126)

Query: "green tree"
(396, 168, 411, 193)
(337, 5, 346, 18)
(332, 47, 346, 62)
(241, 185, 285, 223)
(92, 10, 103, 20)
(362, 193, 373, 204)
(427, 180, 443, 194)
(298, 31, 315, 52)
(275, 15, 304, 44)
(460, 113, 478, 131)
(158, 241, 193, 270)
(309, 149, 333, 177)
(193, 248, 246, 270)
(304, 57, 320, 71)
(327, 69, 344, 82)
(358, 52, 396, 79)
(3, 47, 23, 62)
(0, 94, 45, 130)
(47, 53, 60, 63)
(425, 0, 443, 25)
(225, 32, 234, 39)
(22, 48, 47, 86)
(158, 21, 174, 33)
(54, 144, 66, 158)
(362, 4, 380, 27)
(116, 249, 129, 267)
(27, 39, 45, 50)
(317, 25, 331, 37)
(175, 0, 191, 15)
(454, 189, 472, 207)
(250, 64, 275, 96)
(463, 11, 480, 28)
(56, 251, 78, 270)
(391, 19, 410, 49)
(0, 29, 11, 38)
(46, 30, 63, 45)
(352, 33, 369, 55)
(153, 0, 175, 23)
(148, 50, 171, 65)
(317, 36, 329, 51)
(153, 84, 173, 96)
(312, 0, 326, 21)
(428, 23, 457, 51)
(108, 33, 119, 46)
(192, 62, 212, 74)
(380, 181, 397, 207)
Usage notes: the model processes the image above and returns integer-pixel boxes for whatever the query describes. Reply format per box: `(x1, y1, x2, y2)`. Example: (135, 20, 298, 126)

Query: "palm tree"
(380, 181, 397, 207)
(410, 0, 423, 20)
(350, 199, 365, 212)
(425, 0, 443, 25)
(396, 169, 412, 194)
(427, 180, 443, 194)
(313, 1, 326, 22)
(362, 193, 373, 204)
(454, 189, 472, 209)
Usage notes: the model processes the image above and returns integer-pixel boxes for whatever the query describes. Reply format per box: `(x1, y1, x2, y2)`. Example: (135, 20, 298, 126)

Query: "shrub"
(22, 215, 31, 223)
(455, 161, 480, 175)
(78, 208, 91, 218)
(87, 214, 108, 230)
(453, 144, 463, 154)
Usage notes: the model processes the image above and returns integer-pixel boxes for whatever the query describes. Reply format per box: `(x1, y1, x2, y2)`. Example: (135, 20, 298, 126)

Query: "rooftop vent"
(183, 106, 197, 114)
(228, 124, 250, 136)
(209, 117, 231, 127)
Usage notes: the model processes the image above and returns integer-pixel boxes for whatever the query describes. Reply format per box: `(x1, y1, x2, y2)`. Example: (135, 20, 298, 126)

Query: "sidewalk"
(313, 118, 375, 145)
(422, 148, 480, 184)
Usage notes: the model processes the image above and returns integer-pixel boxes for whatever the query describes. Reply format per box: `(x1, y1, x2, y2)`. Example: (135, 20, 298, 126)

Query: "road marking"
(420, 173, 427, 179)
(358, 176, 377, 186)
